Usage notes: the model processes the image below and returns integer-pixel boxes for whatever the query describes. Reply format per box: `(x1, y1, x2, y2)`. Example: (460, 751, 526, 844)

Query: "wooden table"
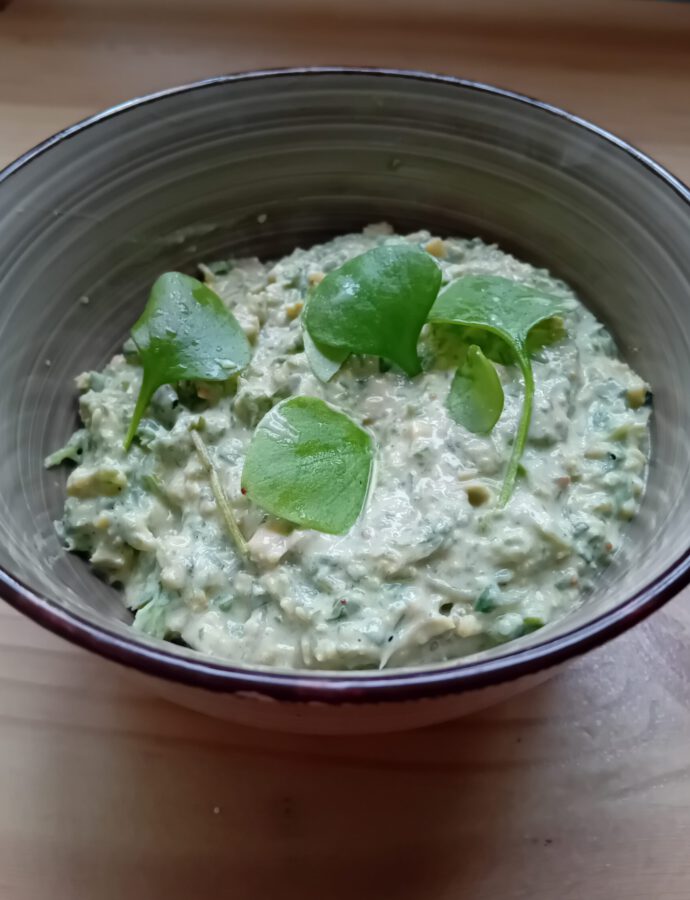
(1, 2, 689, 897)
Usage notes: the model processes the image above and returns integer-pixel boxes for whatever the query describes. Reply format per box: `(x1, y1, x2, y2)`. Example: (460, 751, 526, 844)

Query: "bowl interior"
(0, 70, 688, 680)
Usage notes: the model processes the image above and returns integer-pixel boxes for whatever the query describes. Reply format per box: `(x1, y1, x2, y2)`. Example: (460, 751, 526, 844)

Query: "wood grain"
(1, 3, 689, 898)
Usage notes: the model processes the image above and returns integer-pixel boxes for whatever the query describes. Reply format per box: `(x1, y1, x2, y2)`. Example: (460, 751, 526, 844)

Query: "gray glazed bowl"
(0, 68, 688, 734)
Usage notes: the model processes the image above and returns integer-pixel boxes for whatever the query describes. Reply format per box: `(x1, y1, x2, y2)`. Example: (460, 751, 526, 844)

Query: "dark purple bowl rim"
(1, 66, 689, 704)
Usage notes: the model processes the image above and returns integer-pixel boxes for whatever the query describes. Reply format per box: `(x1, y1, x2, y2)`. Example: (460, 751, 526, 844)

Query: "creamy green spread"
(47, 224, 651, 669)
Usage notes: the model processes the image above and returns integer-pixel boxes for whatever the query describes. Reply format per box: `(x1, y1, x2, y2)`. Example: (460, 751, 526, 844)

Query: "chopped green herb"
(133, 594, 171, 639)
(522, 614, 546, 632)
(44, 429, 89, 467)
(141, 473, 166, 496)
(474, 587, 497, 613)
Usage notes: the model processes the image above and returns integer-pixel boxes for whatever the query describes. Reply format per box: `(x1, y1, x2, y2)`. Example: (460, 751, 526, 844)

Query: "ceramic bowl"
(1, 68, 689, 734)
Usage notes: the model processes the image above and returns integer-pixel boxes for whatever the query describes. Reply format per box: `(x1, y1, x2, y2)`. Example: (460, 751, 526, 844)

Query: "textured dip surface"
(48, 225, 651, 669)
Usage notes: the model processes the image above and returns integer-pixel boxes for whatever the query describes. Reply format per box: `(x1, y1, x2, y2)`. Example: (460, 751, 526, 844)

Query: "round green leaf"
(241, 397, 373, 535)
(428, 274, 565, 505)
(304, 244, 442, 377)
(133, 272, 251, 383)
(428, 274, 564, 350)
(124, 272, 251, 448)
(447, 345, 504, 433)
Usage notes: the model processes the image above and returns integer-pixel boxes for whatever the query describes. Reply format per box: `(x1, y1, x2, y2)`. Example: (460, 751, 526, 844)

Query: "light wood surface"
(1, 3, 690, 898)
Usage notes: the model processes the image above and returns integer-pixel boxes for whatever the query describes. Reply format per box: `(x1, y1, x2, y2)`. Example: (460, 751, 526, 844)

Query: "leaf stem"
(189, 427, 249, 557)
(499, 350, 534, 507)
(124, 375, 156, 450)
